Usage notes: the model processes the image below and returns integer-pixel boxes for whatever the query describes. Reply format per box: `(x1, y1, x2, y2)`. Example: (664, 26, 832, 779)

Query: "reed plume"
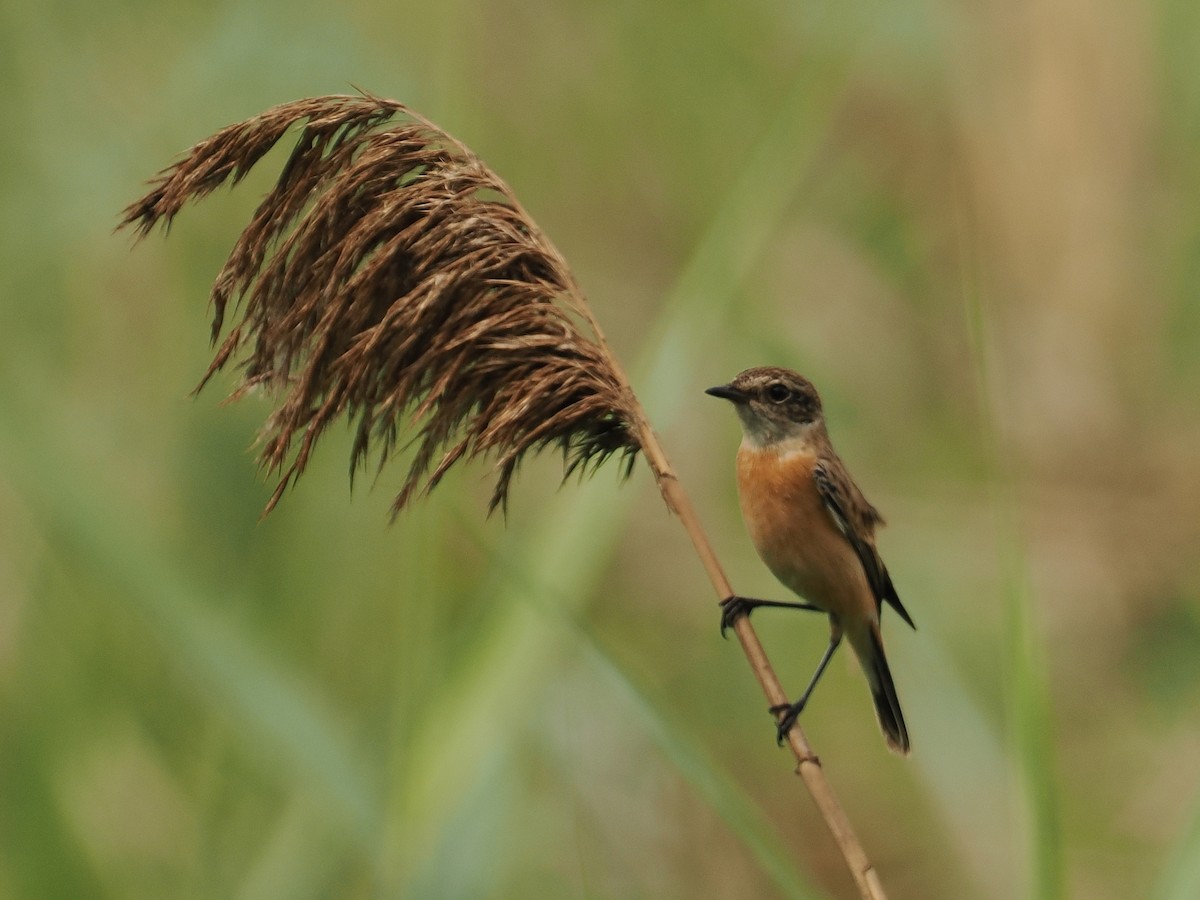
(120, 94, 638, 515)
(120, 93, 892, 899)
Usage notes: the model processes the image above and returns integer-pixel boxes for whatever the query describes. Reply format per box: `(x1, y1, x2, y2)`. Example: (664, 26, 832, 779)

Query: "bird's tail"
(852, 621, 910, 755)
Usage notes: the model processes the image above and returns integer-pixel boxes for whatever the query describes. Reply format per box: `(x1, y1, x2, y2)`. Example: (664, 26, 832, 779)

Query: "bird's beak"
(705, 383, 745, 402)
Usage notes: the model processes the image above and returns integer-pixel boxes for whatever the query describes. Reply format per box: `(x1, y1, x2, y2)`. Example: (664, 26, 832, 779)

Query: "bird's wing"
(813, 459, 916, 630)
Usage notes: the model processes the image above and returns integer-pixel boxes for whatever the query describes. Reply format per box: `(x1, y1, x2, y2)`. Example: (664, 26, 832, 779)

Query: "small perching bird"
(707, 367, 915, 754)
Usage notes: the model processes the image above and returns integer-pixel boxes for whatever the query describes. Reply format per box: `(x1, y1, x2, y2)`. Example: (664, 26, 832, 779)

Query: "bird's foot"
(771, 700, 807, 746)
(719, 595, 755, 638)
(718, 595, 822, 638)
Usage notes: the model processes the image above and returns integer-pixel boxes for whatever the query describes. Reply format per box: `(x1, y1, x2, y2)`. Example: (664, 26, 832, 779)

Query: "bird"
(706, 366, 915, 754)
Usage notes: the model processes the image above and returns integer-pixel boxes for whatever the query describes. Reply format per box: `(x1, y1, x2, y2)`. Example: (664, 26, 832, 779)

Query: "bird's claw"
(719, 595, 753, 638)
(772, 701, 805, 746)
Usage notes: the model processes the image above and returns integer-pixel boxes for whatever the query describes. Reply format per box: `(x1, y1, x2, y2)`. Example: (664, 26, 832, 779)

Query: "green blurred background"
(2, 0, 1199, 897)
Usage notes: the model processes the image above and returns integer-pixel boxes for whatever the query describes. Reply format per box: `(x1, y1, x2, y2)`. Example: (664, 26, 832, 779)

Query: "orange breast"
(735, 444, 874, 623)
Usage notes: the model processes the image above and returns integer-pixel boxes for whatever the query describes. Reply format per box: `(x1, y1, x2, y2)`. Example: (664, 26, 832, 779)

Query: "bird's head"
(705, 366, 824, 448)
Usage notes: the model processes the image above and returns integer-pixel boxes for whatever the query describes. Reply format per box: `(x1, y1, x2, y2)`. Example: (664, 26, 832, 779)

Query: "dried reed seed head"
(119, 93, 641, 515)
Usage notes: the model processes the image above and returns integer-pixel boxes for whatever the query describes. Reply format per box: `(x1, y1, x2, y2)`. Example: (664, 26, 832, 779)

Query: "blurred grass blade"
(381, 478, 630, 886)
(634, 64, 850, 406)
(961, 227, 1064, 899)
(234, 797, 351, 900)
(402, 748, 518, 898)
(1154, 800, 1200, 900)
(902, 623, 1016, 897)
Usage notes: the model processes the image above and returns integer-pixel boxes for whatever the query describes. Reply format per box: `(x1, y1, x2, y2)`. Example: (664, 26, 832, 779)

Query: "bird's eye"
(766, 383, 790, 403)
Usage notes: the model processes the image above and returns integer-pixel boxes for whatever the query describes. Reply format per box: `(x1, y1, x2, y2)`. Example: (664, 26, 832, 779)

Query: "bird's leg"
(719, 595, 821, 638)
(772, 628, 843, 745)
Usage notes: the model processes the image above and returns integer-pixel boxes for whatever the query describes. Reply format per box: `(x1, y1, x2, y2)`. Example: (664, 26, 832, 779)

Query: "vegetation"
(2, 1, 1198, 897)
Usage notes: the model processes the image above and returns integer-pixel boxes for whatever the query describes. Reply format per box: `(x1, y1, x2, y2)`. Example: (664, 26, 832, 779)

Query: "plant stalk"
(540, 229, 892, 897)
(630, 408, 889, 900)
